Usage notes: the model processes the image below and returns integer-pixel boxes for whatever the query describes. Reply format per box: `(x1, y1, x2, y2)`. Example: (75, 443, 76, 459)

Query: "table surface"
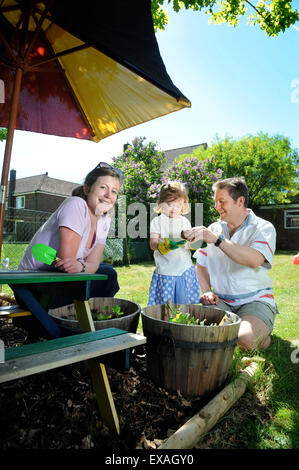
(0, 270, 107, 284)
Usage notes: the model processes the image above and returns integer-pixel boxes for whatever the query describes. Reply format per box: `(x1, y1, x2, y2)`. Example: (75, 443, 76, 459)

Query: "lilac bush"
(112, 137, 165, 206)
(148, 155, 223, 226)
(113, 137, 223, 228)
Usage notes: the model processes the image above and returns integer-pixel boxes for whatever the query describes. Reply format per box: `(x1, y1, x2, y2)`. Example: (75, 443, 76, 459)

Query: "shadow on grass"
(236, 334, 299, 449)
(196, 335, 299, 449)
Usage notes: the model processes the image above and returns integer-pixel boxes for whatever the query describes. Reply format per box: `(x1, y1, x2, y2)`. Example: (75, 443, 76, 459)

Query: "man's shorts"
(215, 299, 279, 332)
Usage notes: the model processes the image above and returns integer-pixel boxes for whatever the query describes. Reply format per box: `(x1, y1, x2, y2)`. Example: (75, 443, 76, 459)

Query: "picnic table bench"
(0, 271, 146, 434)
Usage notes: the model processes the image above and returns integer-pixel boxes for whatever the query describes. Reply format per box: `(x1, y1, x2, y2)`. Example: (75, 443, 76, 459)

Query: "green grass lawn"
(114, 252, 299, 449)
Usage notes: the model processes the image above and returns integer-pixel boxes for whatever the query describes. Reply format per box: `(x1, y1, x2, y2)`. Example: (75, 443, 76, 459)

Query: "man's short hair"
(212, 177, 249, 207)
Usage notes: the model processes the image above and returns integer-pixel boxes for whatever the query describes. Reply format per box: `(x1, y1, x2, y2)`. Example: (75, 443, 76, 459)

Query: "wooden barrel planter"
(141, 304, 241, 397)
(49, 297, 140, 334)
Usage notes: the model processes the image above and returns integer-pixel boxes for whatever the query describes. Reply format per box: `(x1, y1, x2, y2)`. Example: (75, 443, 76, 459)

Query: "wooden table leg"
(12, 285, 62, 338)
(74, 299, 120, 435)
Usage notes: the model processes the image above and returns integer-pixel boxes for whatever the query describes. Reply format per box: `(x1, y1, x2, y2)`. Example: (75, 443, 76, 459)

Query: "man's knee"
(238, 332, 270, 351)
(238, 316, 271, 351)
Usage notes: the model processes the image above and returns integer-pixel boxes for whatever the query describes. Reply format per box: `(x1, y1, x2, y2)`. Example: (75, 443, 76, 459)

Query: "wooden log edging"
(158, 357, 265, 449)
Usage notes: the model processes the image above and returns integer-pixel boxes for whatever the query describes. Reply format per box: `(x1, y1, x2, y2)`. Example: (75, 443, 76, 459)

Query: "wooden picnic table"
(0, 270, 108, 338)
(0, 270, 146, 434)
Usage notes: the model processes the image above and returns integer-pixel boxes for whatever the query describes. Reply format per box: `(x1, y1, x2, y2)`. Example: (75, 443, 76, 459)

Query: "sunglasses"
(94, 162, 125, 180)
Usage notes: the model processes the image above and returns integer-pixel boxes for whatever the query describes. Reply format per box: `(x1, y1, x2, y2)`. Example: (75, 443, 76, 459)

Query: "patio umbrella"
(0, 0, 191, 256)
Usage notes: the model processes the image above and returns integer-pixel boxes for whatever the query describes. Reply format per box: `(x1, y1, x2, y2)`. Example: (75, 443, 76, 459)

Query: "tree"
(0, 128, 7, 141)
(151, 0, 299, 37)
(187, 133, 299, 206)
(112, 136, 166, 207)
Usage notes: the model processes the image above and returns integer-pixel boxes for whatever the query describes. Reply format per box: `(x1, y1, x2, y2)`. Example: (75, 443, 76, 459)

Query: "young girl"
(148, 181, 201, 306)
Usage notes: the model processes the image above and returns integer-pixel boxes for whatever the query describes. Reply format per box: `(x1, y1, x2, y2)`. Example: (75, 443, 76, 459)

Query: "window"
(284, 210, 299, 229)
(16, 195, 25, 209)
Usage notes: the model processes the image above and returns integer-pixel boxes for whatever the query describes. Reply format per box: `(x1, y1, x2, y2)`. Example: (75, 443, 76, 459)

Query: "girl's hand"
(55, 258, 83, 273)
(200, 291, 219, 305)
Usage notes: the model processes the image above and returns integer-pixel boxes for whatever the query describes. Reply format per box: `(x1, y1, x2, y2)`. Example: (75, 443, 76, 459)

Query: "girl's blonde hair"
(156, 181, 190, 215)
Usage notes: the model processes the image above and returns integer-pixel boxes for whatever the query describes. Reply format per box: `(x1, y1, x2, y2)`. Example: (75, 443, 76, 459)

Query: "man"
(184, 177, 278, 350)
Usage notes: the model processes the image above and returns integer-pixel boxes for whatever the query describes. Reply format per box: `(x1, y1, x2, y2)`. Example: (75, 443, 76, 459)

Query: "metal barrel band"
(161, 329, 238, 350)
(147, 330, 238, 362)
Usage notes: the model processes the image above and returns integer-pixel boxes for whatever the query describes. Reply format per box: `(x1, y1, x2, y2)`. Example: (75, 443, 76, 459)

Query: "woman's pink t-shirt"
(19, 196, 111, 270)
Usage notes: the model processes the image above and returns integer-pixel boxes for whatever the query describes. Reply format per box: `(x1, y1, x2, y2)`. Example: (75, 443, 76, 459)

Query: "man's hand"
(200, 291, 219, 305)
(183, 226, 218, 244)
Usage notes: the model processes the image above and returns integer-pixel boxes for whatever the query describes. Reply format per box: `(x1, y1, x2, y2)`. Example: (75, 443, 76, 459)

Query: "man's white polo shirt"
(193, 209, 277, 307)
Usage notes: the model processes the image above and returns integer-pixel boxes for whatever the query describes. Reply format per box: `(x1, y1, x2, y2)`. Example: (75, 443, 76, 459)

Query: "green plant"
(167, 303, 213, 326)
(112, 304, 125, 318)
(95, 304, 125, 321)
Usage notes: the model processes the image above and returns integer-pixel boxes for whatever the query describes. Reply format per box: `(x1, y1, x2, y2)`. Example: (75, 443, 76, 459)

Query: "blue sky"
(1, 5, 299, 184)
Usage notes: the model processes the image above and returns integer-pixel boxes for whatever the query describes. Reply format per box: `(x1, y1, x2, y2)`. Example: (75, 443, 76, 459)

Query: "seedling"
(97, 312, 112, 320)
(112, 304, 125, 318)
(167, 303, 217, 326)
(95, 304, 125, 321)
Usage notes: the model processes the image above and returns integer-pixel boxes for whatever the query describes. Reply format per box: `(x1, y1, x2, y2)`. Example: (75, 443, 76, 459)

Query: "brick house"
(8, 170, 79, 212)
(254, 204, 299, 251)
(5, 170, 79, 241)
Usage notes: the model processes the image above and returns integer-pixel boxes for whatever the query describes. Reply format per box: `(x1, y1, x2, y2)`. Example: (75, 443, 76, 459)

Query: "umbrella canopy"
(0, 0, 191, 255)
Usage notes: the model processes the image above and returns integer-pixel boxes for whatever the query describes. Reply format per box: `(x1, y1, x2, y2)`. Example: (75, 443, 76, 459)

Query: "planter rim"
(50, 297, 141, 322)
(141, 304, 241, 328)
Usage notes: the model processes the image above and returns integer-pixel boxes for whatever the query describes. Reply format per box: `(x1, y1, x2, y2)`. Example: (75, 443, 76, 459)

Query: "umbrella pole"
(0, 66, 23, 260)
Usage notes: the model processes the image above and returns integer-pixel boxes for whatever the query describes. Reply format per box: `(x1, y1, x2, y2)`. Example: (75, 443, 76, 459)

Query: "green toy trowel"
(32, 243, 60, 265)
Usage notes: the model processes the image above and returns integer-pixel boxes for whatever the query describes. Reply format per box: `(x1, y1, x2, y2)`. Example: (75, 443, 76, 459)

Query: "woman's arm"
(55, 226, 104, 273)
(84, 244, 105, 273)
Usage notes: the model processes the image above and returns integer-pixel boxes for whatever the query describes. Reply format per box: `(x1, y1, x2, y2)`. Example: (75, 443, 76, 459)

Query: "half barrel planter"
(141, 304, 241, 397)
(49, 297, 140, 334)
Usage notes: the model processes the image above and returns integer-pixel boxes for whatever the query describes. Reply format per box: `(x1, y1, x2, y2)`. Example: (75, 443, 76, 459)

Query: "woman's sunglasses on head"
(94, 162, 124, 180)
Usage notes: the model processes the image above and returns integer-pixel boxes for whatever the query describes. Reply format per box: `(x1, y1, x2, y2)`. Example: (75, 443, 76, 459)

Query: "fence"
(2, 207, 153, 269)
(4, 207, 52, 242)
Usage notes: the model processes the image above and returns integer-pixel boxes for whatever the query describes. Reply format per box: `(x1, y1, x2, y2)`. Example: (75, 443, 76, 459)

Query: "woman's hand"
(55, 258, 83, 273)
(200, 291, 219, 305)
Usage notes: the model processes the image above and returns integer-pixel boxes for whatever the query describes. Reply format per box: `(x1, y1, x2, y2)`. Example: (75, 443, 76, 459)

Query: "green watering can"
(32, 243, 60, 265)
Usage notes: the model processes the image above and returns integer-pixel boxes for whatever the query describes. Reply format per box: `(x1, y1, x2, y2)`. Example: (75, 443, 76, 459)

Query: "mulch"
(0, 318, 273, 451)
(0, 317, 211, 450)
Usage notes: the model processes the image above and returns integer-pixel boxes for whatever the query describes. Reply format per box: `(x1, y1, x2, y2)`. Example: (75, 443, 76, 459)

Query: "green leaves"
(113, 137, 166, 207)
(207, 133, 299, 206)
(168, 304, 215, 325)
(151, 0, 299, 36)
(96, 304, 124, 321)
(0, 128, 7, 142)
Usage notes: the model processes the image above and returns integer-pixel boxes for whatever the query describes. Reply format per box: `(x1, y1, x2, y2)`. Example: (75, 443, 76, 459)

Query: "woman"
(18, 162, 123, 309)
